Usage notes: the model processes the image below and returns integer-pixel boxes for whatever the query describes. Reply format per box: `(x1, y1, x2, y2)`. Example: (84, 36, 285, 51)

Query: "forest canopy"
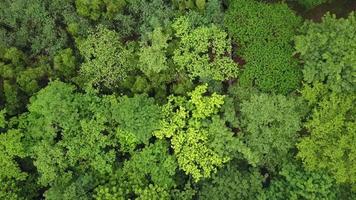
(0, 0, 355, 199)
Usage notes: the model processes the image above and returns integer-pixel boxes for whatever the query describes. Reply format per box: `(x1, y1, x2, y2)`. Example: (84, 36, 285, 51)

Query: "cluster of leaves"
(1, 0, 355, 199)
(296, 13, 356, 187)
(295, 13, 356, 93)
(173, 16, 239, 81)
(225, 0, 302, 94)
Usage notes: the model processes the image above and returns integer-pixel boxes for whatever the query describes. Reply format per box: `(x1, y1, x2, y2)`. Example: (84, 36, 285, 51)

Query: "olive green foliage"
(172, 0, 206, 10)
(0, 109, 5, 128)
(0, 130, 27, 199)
(199, 163, 264, 200)
(296, 13, 356, 187)
(297, 92, 356, 185)
(264, 162, 339, 200)
(225, 0, 302, 94)
(94, 141, 177, 199)
(0, 0, 68, 56)
(1, 0, 355, 198)
(295, 13, 356, 93)
(75, 0, 126, 20)
(0, 47, 48, 115)
(173, 16, 239, 81)
(139, 27, 170, 76)
(297, 0, 331, 9)
(78, 26, 134, 88)
(53, 48, 77, 79)
(240, 93, 301, 168)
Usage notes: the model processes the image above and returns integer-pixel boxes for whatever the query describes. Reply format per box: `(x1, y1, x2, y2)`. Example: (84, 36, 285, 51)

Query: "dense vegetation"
(0, 0, 355, 199)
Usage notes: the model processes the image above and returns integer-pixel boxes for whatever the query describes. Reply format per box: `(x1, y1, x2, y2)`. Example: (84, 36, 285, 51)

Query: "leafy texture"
(155, 84, 249, 181)
(295, 13, 356, 93)
(94, 141, 177, 200)
(225, 0, 302, 94)
(78, 26, 134, 88)
(139, 27, 170, 76)
(263, 162, 339, 200)
(199, 164, 263, 200)
(240, 93, 301, 168)
(297, 92, 356, 185)
(173, 16, 239, 81)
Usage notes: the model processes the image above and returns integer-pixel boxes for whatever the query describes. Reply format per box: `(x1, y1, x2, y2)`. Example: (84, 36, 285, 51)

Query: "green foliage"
(199, 164, 264, 200)
(297, 92, 356, 185)
(0, 0, 355, 198)
(0, 130, 27, 199)
(239, 42, 302, 94)
(0, 109, 5, 129)
(225, 0, 302, 94)
(0, 47, 51, 115)
(124, 0, 174, 38)
(225, 0, 301, 49)
(75, 0, 126, 20)
(240, 93, 302, 168)
(139, 27, 170, 76)
(113, 94, 162, 152)
(155, 84, 247, 181)
(263, 162, 339, 200)
(173, 16, 239, 81)
(94, 141, 177, 199)
(172, 0, 206, 10)
(295, 13, 356, 93)
(53, 48, 77, 79)
(78, 26, 134, 88)
(0, 0, 68, 56)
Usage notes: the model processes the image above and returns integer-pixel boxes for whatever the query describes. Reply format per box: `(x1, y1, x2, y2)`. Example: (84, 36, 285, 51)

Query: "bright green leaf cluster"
(173, 16, 239, 81)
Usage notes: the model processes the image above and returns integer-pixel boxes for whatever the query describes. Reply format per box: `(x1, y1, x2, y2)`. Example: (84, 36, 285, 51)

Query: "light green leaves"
(155, 84, 238, 181)
(139, 27, 170, 76)
(297, 93, 356, 185)
(173, 16, 239, 81)
(78, 26, 133, 88)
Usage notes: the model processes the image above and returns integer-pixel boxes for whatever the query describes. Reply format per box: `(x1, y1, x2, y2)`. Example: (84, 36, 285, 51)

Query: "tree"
(225, 0, 301, 50)
(94, 141, 177, 200)
(78, 26, 135, 88)
(15, 80, 167, 198)
(0, 0, 68, 56)
(138, 27, 170, 76)
(263, 162, 339, 200)
(297, 92, 356, 185)
(240, 93, 302, 169)
(112, 94, 162, 153)
(199, 163, 264, 200)
(154, 84, 254, 181)
(172, 16, 239, 81)
(295, 0, 332, 9)
(224, 0, 302, 94)
(295, 13, 356, 94)
(0, 129, 37, 199)
(53, 48, 77, 80)
(239, 42, 302, 94)
(75, 0, 126, 20)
